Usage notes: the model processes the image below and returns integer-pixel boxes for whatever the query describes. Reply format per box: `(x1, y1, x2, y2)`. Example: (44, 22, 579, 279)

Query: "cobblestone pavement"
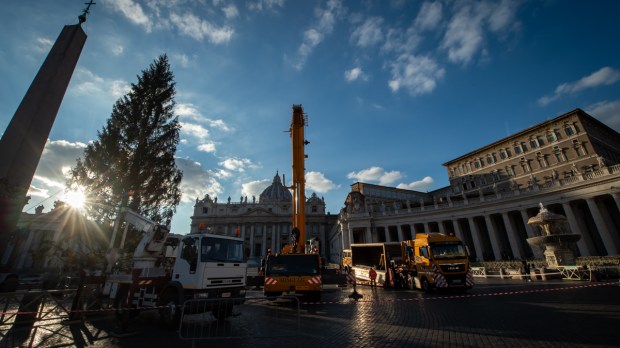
(2, 279, 619, 347)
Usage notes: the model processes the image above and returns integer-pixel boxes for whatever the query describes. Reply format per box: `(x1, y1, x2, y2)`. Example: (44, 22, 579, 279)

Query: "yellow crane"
(262, 105, 322, 302)
(289, 104, 308, 253)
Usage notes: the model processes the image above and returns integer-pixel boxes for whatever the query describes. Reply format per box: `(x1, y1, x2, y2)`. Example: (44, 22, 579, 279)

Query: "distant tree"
(69, 54, 182, 227)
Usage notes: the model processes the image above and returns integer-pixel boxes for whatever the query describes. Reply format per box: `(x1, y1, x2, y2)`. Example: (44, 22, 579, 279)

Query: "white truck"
(101, 209, 247, 329)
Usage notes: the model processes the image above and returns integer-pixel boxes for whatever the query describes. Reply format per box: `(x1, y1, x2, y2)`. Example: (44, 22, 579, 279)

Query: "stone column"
(261, 224, 268, 257)
(452, 219, 464, 241)
(249, 224, 255, 258)
(365, 225, 373, 243)
(501, 212, 523, 260)
(562, 202, 591, 256)
(397, 225, 404, 242)
(271, 223, 276, 252)
(519, 209, 536, 238)
(483, 215, 502, 260)
(612, 193, 620, 212)
(274, 224, 280, 253)
(424, 222, 431, 233)
(467, 217, 485, 261)
(341, 222, 351, 249)
(383, 226, 391, 242)
(586, 198, 619, 255)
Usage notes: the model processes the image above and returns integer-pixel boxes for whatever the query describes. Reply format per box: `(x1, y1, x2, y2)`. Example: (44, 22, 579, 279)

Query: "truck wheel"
(159, 290, 182, 330)
(421, 277, 432, 293)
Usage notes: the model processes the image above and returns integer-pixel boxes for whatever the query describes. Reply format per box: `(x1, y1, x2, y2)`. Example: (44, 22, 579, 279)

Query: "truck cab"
(405, 233, 473, 291)
(174, 234, 246, 292)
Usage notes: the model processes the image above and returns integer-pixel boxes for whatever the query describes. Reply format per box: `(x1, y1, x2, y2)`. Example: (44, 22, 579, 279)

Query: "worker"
(369, 267, 377, 287)
(520, 260, 531, 282)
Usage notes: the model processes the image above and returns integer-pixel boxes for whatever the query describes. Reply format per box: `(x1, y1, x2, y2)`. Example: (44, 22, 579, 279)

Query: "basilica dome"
(259, 172, 292, 203)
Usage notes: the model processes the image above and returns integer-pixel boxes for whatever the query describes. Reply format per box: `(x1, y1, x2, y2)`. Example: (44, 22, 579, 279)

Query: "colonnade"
(342, 192, 620, 261)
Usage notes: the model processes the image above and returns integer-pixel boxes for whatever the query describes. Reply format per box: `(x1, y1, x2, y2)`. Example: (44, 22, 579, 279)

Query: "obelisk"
(0, 4, 93, 270)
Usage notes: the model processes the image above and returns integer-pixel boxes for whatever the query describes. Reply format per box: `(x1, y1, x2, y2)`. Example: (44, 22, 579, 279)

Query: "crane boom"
(290, 104, 307, 253)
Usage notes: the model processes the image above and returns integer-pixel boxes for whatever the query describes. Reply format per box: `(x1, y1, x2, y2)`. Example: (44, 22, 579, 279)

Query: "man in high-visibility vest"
(369, 267, 377, 287)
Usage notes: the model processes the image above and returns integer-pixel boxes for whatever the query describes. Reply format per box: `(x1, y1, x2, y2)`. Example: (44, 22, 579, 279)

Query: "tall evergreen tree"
(69, 55, 182, 227)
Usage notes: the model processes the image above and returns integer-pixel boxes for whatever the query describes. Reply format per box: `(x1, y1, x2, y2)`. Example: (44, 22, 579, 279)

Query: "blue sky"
(1, 0, 619, 234)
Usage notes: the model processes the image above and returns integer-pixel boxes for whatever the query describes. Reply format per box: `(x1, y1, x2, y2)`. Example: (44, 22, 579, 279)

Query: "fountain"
(526, 203, 581, 268)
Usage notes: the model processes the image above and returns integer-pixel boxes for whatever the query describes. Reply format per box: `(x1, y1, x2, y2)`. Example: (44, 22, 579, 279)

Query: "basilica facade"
(191, 172, 338, 260)
(335, 109, 620, 262)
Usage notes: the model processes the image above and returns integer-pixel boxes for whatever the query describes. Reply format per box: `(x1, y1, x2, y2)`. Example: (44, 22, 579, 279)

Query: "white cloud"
(347, 166, 404, 186)
(222, 4, 239, 19)
(219, 157, 257, 172)
(172, 53, 190, 68)
(441, 0, 520, 66)
(104, 0, 152, 32)
(344, 67, 367, 82)
(241, 179, 271, 198)
(487, 0, 521, 33)
(291, 0, 343, 70)
(586, 100, 620, 133)
(396, 176, 435, 191)
(180, 122, 210, 141)
(27, 184, 50, 199)
(215, 169, 232, 179)
(382, 25, 422, 55)
(35, 37, 53, 53)
(197, 142, 217, 153)
(177, 103, 235, 146)
(175, 157, 223, 203)
(175, 103, 233, 132)
(306, 171, 339, 193)
(71, 67, 131, 101)
(538, 67, 620, 106)
(388, 54, 445, 96)
(248, 0, 285, 12)
(175, 103, 202, 120)
(350, 17, 384, 47)
(414, 1, 443, 31)
(382, 3, 482, 94)
(169, 12, 234, 43)
(31, 175, 64, 190)
(102, 36, 125, 56)
(441, 4, 484, 65)
(110, 80, 131, 99)
(111, 44, 124, 56)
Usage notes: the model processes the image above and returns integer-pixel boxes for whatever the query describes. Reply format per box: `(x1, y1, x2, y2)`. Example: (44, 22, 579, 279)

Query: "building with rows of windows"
(333, 109, 620, 262)
(191, 172, 338, 261)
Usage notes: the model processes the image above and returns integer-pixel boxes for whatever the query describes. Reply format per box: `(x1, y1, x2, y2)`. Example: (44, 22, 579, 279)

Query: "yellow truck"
(350, 233, 473, 292)
(263, 252, 322, 302)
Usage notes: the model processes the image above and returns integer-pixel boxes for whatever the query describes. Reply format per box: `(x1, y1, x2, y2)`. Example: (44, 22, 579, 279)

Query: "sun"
(64, 189, 86, 209)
